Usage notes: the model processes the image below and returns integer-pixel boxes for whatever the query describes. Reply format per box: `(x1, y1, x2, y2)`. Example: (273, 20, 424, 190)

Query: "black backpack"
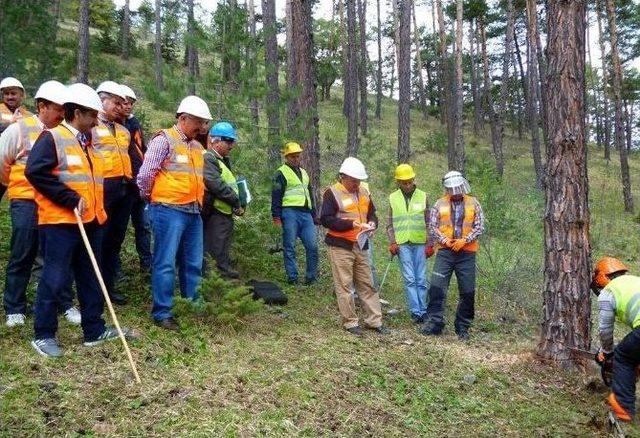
(247, 280, 288, 305)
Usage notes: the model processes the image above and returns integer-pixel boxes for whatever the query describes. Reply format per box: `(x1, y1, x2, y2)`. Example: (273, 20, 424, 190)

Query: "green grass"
(2, 74, 640, 435)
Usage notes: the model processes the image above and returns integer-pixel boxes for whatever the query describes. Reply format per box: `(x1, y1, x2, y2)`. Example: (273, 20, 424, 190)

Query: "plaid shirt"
(428, 196, 485, 244)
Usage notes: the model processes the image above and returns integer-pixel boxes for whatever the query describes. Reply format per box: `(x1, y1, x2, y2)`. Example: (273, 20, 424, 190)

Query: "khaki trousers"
(328, 245, 383, 329)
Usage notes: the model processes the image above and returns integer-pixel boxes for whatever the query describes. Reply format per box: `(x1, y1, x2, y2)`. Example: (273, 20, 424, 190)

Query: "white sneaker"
(64, 306, 82, 325)
(6, 313, 26, 327)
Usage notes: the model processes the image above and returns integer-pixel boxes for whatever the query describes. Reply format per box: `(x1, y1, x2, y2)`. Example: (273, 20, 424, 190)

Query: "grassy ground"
(1, 85, 640, 436)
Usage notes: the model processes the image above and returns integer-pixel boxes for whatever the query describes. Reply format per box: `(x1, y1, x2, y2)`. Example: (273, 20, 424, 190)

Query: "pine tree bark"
(538, 0, 591, 365)
(397, 0, 411, 163)
(412, 0, 427, 120)
(595, 0, 611, 160)
(375, 0, 383, 119)
(290, 0, 321, 207)
(345, 0, 360, 156)
(263, 0, 281, 163)
(470, 19, 481, 135)
(357, 0, 368, 135)
(247, 0, 259, 132)
(339, 0, 349, 117)
(121, 0, 130, 59)
(436, 0, 448, 125)
(77, 0, 90, 84)
(286, 0, 298, 131)
(534, 10, 549, 148)
(186, 0, 197, 95)
(154, 0, 164, 90)
(525, 0, 543, 187)
(605, 0, 633, 212)
(448, 0, 464, 172)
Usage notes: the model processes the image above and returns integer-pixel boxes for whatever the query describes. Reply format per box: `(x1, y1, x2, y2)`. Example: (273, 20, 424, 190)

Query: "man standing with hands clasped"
(420, 171, 484, 341)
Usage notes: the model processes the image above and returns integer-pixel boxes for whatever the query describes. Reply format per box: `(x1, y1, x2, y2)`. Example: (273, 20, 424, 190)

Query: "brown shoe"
(155, 317, 180, 331)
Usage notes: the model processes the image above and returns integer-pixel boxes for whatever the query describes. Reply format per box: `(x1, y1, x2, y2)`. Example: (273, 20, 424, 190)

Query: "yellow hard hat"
(394, 163, 416, 181)
(283, 142, 303, 156)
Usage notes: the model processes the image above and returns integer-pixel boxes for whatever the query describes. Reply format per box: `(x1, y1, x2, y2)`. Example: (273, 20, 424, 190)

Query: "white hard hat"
(34, 80, 68, 106)
(65, 83, 103, 112)
(176, 95, 212, 120)
(339, 156, 368, 180)
(442, 170, 471, 195)
(120, 84, 136, 101)
(0, 77, 24, 91)
(96, 81, 127, 100)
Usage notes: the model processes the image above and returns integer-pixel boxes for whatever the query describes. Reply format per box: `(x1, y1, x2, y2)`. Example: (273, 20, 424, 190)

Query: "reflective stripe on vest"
(389, 188, 427, 244)
(150, 127, 204, 206)
(8, 115, 43, 200)
(326, 182, 370, 243)
(279, 164, 311, 208)
(213, 156, 238, 215)
(35, 125, 107, 225)
(91, 121, 132, 179)
(606, 275, 640, 329)
(0, 103, 32, 130)
(435, 194, 479, 253)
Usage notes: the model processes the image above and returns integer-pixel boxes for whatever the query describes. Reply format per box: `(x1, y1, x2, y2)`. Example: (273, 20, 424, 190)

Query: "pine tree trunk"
(339, 0, 349, 117)
(436, 0, 447, 125)
(534, 11, 549, 148)
(286, 0, 298, 131)
(154, 0, 164, 90)
(397, 0, 411, 163)
(186, 0, 197, 95)
(263, 0, 281, 164)
(412, 0, 427, 120)
(624, 100, 633, 152)
(375, 0, 383, 119)
(525, 0, 543, 188)
(77, 0, 90, 84)
(470, 19, 481, 135)
(512, 40, 524, 140)
(605, 0, 633, 212)
(449, 0, 464, 172)
(290, 0, 321, 207)
(122, 0, 130, 60)
(596, 0, 611, 160)
(538, 0, 591, 365)
(357, 0, 368, 135)
(345, 0, 359, 156)
(247, 0, 259, 132)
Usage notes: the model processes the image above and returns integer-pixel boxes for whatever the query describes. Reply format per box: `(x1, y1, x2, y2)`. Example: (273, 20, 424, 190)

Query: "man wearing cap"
(0, 77, 32, 200)
(137, 95, 212, 331)
(91, 81, 134, 305)
(386, 164, 434, 324)
(421, 171, 484, 341)
(321, 157, 389, 336)
(0, 80, 81, 327)
(271, 142, 318, 285)
(120, 84, 151, 272)
(25, 83, 135, 357)
(202, 121, 244, 280)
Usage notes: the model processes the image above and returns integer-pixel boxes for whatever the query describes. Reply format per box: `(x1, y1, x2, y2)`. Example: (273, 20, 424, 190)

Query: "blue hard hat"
(209, 121, 238, 141)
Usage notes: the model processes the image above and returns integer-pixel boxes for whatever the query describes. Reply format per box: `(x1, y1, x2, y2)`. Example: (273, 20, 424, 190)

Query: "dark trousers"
(34, 223, 105, 341)
(203, 211, 234, 273)
(101, 181, 134, 296)
(612, 327, 640, 417)
(3, 200, 73, 314)
(130, 195, 152, 269)
(424, 249, 476, 334)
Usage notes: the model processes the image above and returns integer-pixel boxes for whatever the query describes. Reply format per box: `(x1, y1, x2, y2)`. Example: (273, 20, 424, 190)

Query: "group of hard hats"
(393, 162, 471, 194)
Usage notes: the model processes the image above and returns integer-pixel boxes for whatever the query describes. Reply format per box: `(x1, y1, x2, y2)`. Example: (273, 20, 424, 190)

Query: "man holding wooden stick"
(25, 83, 136, 358)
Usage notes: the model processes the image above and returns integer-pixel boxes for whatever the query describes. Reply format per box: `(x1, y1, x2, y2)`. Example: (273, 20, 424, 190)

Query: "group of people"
(3, 76, 638, 426)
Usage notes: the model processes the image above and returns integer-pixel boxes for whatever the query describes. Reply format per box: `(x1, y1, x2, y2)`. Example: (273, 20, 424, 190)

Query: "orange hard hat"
(592, 257, 629, 289)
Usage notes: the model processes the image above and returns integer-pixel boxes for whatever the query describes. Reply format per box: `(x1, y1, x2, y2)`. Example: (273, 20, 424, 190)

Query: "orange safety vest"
(150, 127, 204, 206)
(35, 125, 107, 225)
(0, 103, 32, 131)
(326, 182, 370, 243)
(7, 115, 44, 200)
(434, 194, 479, 253)
(91, 120, 132, 179)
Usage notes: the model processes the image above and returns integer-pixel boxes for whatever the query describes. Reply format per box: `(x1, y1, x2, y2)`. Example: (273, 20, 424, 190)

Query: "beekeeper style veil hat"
(442, 171, 471, 195)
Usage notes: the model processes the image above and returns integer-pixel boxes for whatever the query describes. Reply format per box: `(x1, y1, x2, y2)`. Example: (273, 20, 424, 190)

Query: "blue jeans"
(398, 243, 428, 318)
(281, 208, 318, 282)
(150, 204, 203, 321)
(130, 196, 152, 269)
(34, 223, 106, 341)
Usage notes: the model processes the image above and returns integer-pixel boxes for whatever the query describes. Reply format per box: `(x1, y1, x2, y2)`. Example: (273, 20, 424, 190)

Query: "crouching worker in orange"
(591, 257, 640, 422)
